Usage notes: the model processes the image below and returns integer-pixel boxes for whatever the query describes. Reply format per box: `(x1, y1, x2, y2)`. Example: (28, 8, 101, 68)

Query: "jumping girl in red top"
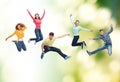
(27, 9, 45, 44)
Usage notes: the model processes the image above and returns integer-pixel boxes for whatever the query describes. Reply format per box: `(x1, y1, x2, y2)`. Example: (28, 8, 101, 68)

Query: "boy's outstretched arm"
(56, 34, 70, 39)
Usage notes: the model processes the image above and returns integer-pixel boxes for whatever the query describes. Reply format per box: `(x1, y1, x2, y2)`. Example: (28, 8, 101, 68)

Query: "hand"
(66, 34, 70, 36)
(5, 38, 8, 41)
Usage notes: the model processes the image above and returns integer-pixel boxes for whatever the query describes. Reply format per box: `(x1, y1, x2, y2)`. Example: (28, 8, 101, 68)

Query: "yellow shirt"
(7, 27, 26, 40)
(42, 37, 56, 46)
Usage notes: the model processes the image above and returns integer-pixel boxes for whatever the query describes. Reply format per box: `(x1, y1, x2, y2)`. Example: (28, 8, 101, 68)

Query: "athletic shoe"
(64, 56, 71, 60)
(83, 41, 86, 46)
(40, 53, 44, 59)
(81, 41, 86, 49)
(81, 43, 84, 49)
(86, 50, 91, 56)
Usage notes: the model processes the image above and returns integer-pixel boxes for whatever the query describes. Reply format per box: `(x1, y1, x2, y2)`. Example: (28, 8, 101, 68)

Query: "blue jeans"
(89, 44, 112, 56)
(43, 46, 67, 58)
(15, 41, 27, 52)
(30, 29, 43, 42)
(72, 36, 83, 46)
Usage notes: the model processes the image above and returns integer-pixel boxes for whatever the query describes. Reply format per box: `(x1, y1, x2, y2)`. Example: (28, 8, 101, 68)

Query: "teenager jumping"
(69, 14, 92, 49)
(86, 24, 113, 56)
(6, 23, 27, 52)
(41, 32, 71, 60)
(27, 9, 45, 44)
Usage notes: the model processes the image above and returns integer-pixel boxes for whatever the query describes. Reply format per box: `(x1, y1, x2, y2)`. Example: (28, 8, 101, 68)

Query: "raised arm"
(56, 34, 70, 39)
(107, 24, 113, 34)
(27, 9, 35, 20)
(69, 14, 75, 27)
(40, 9, 45, 20)
(6, 32, 15, 41)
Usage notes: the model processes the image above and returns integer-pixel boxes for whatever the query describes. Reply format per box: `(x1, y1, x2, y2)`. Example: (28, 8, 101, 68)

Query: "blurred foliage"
(96, 0, 120, 26)
(0, 63, 3, 82)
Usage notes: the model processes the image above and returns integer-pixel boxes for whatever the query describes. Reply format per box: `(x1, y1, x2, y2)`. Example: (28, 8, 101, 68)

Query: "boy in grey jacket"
(87, 24, 113, 56)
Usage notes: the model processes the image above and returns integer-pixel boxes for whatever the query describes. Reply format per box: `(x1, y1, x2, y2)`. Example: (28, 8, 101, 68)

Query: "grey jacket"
(93, 27, 113, 45)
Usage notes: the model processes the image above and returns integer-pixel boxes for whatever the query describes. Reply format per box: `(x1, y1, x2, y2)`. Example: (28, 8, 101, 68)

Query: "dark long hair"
(15, 23, 25, 30)
(35, 13, 40, 19)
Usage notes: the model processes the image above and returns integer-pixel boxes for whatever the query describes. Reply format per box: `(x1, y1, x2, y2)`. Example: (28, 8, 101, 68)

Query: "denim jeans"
(43, 46, 67, 58)
(72, 36, 83, 46)
(15, 41, 27, 52)
(89, 44, 112, 56)
(30, 29, 43, 42)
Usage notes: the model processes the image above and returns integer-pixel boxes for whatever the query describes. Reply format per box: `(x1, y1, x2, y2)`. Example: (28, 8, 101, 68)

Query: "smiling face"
(49, 32, 54, 40)
(15, 23, 25, 30)
(35, 13, 40, 19)
(99, 29, 104, 35)
(74, 20, 80, 26)
(17, 25, 21, 30)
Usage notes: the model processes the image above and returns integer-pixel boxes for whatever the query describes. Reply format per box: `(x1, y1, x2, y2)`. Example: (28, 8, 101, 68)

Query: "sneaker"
(64, 56, 71, 60)
(83, 41, 86, 46)
(81, 41, 87, 49)
(81, 43, 84, 49)
(86, 50, 91, 56)
(40, 53, 44, 59)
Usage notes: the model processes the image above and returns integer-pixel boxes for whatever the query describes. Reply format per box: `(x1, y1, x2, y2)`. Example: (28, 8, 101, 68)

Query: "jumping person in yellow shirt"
(41, 32, 71, 60)
(6, 23, 27, 52)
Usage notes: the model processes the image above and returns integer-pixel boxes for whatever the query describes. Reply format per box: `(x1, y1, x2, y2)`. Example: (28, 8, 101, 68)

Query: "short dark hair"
(49, 32, 54, 36)
(99, 29, 104, 32)
(76, 20, 79, 22)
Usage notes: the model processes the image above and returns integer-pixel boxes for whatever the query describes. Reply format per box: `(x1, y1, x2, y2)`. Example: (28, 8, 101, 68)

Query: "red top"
(27, 9, 45, 29)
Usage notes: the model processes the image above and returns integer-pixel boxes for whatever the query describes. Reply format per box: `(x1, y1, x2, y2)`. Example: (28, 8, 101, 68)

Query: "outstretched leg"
(40, 46, 70, 60)
(50, 47, 67, 58)
(107, 44, 112, 56)
(87, 45, 107, 56)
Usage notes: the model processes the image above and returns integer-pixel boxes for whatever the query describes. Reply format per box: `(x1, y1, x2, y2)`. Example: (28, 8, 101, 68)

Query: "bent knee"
(71, 43, 75, 46)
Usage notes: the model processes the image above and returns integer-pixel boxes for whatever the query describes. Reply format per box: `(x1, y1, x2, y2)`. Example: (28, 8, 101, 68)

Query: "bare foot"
(28, 39, 30, 43)
(34, 42, 37, 45)
(12, 40, 17, 43)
